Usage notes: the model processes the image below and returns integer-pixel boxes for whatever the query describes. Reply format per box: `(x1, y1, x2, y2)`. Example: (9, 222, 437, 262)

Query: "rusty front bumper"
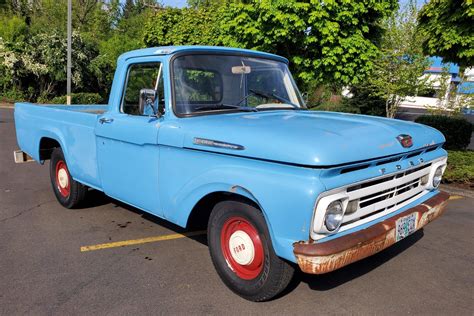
(293, 191, 450, 274)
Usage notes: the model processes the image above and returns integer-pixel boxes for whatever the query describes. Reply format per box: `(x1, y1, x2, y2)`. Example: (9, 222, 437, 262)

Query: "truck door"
(95, 61, 164, 216)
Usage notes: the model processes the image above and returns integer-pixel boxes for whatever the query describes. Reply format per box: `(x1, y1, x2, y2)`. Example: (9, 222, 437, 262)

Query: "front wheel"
(208, 200, 294, 301)
(49, 147, 87, 208)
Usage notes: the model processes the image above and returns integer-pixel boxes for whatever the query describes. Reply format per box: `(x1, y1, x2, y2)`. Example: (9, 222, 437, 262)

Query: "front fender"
(171, 182, 262, 228)
(159, 147, 325, 262)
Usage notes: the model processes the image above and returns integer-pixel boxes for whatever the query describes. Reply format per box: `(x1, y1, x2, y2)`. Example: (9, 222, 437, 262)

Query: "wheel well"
(186, 191, 260, 230)
(39, 137, 61, 160)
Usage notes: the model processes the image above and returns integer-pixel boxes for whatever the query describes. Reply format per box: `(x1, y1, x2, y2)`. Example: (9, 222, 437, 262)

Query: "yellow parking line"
(80, 230, 206, 252)
(449, 195, 464, 200)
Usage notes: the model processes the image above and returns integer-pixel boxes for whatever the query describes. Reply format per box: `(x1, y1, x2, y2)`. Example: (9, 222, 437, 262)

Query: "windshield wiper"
(249, 89, 300, 109)
(236, 89, 300, 109)
(194, 104, 257, 112)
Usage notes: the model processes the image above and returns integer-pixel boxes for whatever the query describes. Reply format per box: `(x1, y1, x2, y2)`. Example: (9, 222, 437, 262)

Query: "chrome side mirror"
(139, 88, 157, 116)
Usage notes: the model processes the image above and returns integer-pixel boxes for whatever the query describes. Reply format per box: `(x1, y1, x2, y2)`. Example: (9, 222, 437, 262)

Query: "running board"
(14, 150, 35, 163)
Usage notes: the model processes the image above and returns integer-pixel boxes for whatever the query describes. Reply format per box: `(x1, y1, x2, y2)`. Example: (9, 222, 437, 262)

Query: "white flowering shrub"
(0, 32, 98, 102)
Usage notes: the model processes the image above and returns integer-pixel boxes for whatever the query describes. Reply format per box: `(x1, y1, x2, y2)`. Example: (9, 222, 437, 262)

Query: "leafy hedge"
(310, 101, 361, 114)
(415, 115, 472, 150)
(46, 93, 103, 105)
(444, 150, 474, 185)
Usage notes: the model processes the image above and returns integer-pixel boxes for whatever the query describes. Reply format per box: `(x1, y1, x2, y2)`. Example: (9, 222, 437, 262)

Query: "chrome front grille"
(341, 163, 432, 225)
(311, 155, 448, 241)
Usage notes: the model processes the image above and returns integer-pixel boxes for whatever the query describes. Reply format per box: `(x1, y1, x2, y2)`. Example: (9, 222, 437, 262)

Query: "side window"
(122, 63, 164, 115)
(174, 68, 222, 103)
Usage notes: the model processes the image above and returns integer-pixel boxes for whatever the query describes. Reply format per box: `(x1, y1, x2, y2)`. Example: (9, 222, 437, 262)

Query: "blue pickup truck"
(14, 46, 449, 301)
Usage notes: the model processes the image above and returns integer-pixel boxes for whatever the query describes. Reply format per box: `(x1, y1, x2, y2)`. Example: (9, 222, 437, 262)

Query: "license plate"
(395, 213, 418, 242)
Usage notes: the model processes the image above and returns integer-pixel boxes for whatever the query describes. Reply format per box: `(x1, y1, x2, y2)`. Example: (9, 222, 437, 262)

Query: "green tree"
(24, 0, 110, 37)
(187, 0, 229, 8)
(362, 2, 430, 118)
(0, 0, 9, 11)
(340, 83, 387, 117)
(426, 67, 474, 116)
(220, 0, 398, 89)
(123, 0, 158, 18)
(91, 12, 149, 95)
(6, 0, 41, 22)
(143, 5, 222, 47)
(123, 0, 135, 19)
(0, 14, 28, 42)
(0, 0, 159, 101)
(418, 0, 474, 68)
(89, 1, 160, 96)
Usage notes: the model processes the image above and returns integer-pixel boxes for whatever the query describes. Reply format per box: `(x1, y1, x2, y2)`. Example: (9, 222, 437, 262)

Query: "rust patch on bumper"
(294, 191, 450, 274)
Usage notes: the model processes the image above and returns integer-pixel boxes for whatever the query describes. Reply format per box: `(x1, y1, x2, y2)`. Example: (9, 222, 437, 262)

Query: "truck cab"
(14, 46, 449, 301)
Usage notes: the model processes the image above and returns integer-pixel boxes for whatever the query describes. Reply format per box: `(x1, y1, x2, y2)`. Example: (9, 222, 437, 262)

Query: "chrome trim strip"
(193, 137, 245, 150)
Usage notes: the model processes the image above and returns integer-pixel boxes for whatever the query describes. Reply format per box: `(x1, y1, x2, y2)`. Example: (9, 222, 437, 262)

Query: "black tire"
(49, 147, 87, 208)
(207, 200, 294, 301)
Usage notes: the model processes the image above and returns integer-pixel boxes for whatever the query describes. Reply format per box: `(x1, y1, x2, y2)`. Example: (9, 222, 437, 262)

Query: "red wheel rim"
(55, 160, 71, 198)
(220, 216, 264, 280)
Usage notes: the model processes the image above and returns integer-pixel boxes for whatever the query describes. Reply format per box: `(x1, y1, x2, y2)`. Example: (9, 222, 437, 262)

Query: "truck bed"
(14, 102, 108, 190)
(35, 104, 108, 114)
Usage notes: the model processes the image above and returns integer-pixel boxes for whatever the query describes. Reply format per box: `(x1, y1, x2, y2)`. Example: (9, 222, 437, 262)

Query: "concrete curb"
(0, 104, 14, 109)
(440, 184, 474, 199)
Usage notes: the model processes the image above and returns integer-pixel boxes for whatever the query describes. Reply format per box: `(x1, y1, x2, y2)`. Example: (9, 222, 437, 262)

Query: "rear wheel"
(49, 147, 87, 208)
(208, 200, 294, 301)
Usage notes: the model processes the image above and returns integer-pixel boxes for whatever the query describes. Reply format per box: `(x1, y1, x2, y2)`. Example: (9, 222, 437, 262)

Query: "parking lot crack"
(0, 200, 55, 223)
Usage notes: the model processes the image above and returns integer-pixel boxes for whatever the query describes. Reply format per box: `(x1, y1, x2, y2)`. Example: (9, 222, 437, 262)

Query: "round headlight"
(432, 166, 444, 188)
(324, 200, 344, 231)
(420, 174, 430, 186)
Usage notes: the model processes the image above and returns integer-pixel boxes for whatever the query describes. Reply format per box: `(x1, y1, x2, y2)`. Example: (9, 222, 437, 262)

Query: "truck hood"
(180, 110, 445, 167)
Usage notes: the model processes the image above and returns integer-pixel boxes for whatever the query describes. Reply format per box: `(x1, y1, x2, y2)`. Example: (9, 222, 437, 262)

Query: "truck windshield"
(172, 54, 305, 115)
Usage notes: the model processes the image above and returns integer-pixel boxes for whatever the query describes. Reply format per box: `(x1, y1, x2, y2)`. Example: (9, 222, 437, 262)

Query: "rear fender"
(37, 130, 69, 164)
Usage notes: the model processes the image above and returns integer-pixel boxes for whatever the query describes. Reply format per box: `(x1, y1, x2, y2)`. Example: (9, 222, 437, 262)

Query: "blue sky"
(161, 0, 187, 7)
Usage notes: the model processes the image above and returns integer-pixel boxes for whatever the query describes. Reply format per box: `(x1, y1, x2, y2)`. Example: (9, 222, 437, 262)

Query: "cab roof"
(118, 46, 289, 64)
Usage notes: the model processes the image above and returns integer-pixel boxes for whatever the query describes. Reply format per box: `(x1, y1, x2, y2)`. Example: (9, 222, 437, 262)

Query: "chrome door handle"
(99, 117, 114, 124)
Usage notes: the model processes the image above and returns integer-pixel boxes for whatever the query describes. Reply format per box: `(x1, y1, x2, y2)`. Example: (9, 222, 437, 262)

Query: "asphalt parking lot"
(1, 107, 473, 315)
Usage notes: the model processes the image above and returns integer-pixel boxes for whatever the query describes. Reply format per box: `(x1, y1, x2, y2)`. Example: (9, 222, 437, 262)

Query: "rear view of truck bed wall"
(14, 103, 106, 190)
